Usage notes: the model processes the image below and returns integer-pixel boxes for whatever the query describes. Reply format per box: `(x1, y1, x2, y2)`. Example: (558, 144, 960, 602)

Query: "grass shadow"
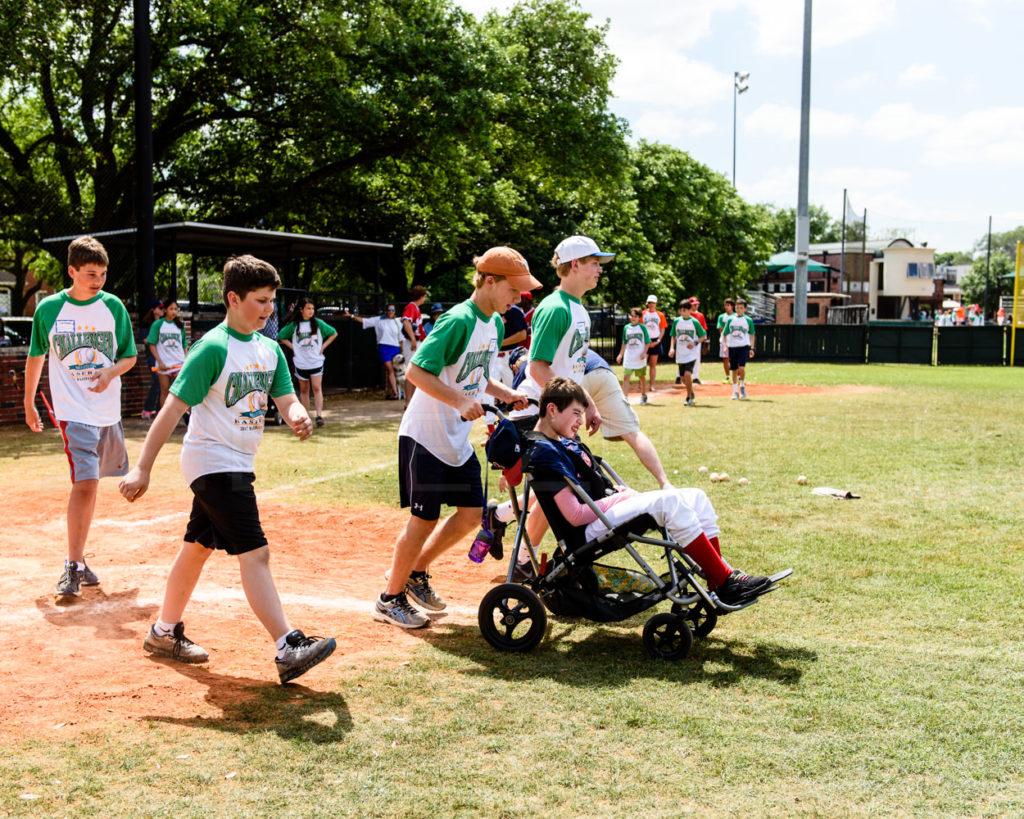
(418, 618, 816, 688)
(34, 586, 159, 641)
(142, 658, 351, 744)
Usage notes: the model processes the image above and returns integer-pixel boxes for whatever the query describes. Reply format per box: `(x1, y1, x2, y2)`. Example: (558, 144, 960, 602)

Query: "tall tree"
(629, 142, 774, 310)
(764, 204, 841, 252)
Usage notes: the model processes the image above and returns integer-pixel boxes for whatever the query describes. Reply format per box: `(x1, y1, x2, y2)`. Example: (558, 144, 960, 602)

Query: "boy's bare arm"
(274, 393, 313, 440)
(119, 395, 188, 502)
(22, 355, 45, 431)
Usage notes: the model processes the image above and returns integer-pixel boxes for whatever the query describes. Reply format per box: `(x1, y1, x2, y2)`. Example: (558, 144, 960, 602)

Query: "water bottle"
(468, 530, 492, 563)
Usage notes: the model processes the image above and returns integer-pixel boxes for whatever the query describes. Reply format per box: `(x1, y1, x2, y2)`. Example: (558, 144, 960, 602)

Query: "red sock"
(709, 536, 722, 556)
(683, 533, 732, 588)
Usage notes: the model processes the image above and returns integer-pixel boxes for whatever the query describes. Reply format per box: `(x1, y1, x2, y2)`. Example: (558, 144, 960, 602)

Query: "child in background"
(616, 307, 650, 404)
(146, 298, 189, 409)
(119, 255, 336, 684)
(668, 300, 706, 406)
(139, 299, 164, 420)
(278, 296, 337, 427)
(23, 235, 138, 602)
(723, 298, 756, 400)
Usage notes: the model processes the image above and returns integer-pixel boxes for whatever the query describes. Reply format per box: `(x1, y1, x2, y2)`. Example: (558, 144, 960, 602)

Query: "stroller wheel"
(672, 600, 718, 639)
(643, 613, 693, 660)
(478, 583, 547, 653)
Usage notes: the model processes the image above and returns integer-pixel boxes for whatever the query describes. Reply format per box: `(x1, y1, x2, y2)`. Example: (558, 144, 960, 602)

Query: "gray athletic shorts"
(582, 366, 639, 439)
(58, 420, 129, 483)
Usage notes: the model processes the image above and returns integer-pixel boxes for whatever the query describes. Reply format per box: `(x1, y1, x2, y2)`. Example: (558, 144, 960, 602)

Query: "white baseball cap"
(646, 294, 658, 304)
(553, 235, 615, 264)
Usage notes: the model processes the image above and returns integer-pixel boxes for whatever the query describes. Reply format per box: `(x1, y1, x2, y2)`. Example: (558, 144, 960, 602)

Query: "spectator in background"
(401, 285, 429, 406)
(520, 291, 535, 347)
(346, 304, 404, 400)
(494, 297, 529, 387)
(688, 296, 708, 384)
(641, 295, 667, 392)
(139, 299, 164, 420)
(423, 303, 444, 336)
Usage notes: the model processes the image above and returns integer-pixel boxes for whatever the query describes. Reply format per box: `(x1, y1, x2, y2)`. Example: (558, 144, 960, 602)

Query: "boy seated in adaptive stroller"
(476, 377, 790, 658)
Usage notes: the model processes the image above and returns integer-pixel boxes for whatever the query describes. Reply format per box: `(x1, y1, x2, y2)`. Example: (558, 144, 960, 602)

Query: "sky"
(457, 0, 1024, 256)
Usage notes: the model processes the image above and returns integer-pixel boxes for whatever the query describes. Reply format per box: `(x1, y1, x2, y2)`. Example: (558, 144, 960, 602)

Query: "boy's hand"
(119, 467, 151, 502)
(287, 405, 313, 440)
(87, 367, 116, 393)
(506, 390, 530, 411)
(23, 404, 43, 432)
(457, 397, 484, 422)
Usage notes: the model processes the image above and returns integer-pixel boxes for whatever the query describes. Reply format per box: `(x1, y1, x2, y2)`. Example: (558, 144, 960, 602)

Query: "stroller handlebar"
(465, 398, 537, 423)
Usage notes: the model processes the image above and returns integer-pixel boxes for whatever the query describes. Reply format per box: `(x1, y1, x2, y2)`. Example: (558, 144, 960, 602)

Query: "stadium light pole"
(732, 71, 749, 187)
(793, 0, 812, 325)
(134, 0, 155, 313)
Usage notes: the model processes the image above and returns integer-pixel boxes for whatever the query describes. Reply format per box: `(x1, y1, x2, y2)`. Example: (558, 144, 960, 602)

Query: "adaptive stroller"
(476, 405, 792, 660)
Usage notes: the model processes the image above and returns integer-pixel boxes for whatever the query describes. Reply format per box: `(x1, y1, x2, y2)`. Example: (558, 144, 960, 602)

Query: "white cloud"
(611, 49, 728, 109)
(921, 107, 1024, 167)
(746, 0, 897, 56)
(898, 63, 939, 86)
(863, 103, 947, 141)
(629, 110, 717, 143)
(744, 104, 859, 140)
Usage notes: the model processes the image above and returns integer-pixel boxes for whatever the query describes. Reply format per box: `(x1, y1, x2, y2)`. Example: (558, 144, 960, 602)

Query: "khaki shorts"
(582, 367, 639, 440)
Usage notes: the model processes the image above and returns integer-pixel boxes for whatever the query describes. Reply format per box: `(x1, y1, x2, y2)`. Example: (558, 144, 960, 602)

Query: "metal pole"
(793, 0, 812, 324)
(839, 188, 847, 294)
(133, 0, 155, 313)
(732, 81, 737, 186)
(984, 215, 992, 318)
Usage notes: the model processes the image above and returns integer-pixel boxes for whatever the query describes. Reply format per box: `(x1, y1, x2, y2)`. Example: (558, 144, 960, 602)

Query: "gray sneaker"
(143, 622, 209, 663)
(740, 384, 747, 399)
(55, 562, 82, 602)
(373, 593, 429, 629)
(685, 397, 695, 407)
(405, 572, 446, 611)
(81, 562, 100, 586)
(275, 630, 336, 684)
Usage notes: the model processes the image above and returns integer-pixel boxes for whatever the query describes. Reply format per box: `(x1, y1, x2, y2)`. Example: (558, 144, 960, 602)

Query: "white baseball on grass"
(698, 466, 708, 474)
(710, 472, 720, 482)
(719, 473, 730, 482)
(673, 469, 679, 474)
(797, 475, 808, 485)
(738, 477, 749, 486)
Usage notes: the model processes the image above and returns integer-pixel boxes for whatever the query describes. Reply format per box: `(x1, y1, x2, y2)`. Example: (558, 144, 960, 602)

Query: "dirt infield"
(0, 381, 866, 741)
(0, 487, 505, 740)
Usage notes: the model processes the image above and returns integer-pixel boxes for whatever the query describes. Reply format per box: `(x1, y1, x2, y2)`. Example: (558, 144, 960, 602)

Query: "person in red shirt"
(401, 284, 429, 406)
(688, 296, 708, 384)
(641, 296, 667, 392)
(520, 291, 535, 348)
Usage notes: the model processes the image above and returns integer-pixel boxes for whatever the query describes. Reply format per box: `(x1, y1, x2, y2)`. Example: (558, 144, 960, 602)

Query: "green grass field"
(2, 363, 1023, 817)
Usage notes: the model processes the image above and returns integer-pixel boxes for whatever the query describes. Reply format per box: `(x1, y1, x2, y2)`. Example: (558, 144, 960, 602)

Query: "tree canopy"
(1, 0, 780, 312)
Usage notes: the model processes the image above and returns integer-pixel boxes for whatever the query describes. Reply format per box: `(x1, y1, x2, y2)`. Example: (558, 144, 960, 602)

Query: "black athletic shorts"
(294, 365, 324, 381)
(398, 435, 484, 521)
(676, 361, 696, 375)
(728, 345, 750, 370)
(185, 472, 267, 555)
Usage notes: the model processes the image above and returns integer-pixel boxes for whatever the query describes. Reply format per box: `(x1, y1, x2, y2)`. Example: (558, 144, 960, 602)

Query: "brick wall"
(0, 345, 157, 426)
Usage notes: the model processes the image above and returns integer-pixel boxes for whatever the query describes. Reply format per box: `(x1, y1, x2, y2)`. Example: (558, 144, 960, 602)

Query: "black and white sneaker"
(275, 630, 337, 683)
(144, 622, 210, 663)
(405, 572, 446, 611)
(483, 501, 507, 560)
(55, 562, 82, 602)
(512, 561, 537, 583)
(715, 570, 772, 604)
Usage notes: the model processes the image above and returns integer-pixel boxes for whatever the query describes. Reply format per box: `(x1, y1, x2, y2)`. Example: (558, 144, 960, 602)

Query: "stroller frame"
(478, 419, 791, 660)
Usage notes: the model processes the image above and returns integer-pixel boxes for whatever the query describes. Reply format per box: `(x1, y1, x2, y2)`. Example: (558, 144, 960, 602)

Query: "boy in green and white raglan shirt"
(120, 255, 336, 684)
(668, 299, 706, 406)
(374, 247, 536, 630)
(23, 235, 138, 603)
(716, 298, 735, 382)
(146, 297, 190, 409)
(514, 235, 614, 436)
(723, 298, 756, 399)
(615, 307, 650, 403)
